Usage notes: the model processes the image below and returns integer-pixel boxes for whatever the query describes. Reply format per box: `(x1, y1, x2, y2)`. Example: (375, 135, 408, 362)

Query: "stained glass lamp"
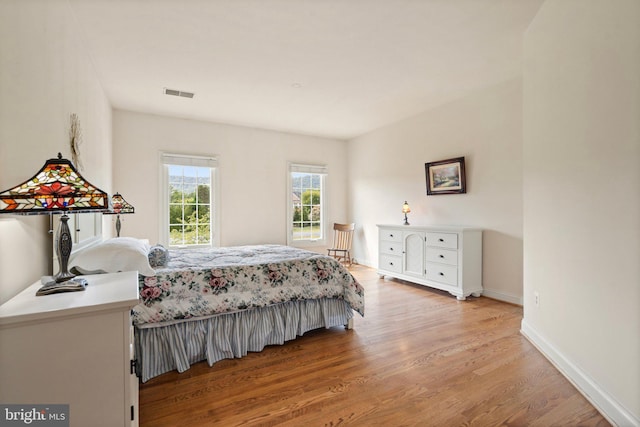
(0, 153, 109, 283)
(402, 201, 411, 226)
(104, 192, 135, 237)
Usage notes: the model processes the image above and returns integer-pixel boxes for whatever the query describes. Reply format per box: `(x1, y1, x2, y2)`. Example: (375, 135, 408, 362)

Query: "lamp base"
(55, 213, 76, 283)
(403, 214, 410, 226)
(37, 277, 87, 296)
(55, 270, 76, 283)
(115, 214, 121, 237)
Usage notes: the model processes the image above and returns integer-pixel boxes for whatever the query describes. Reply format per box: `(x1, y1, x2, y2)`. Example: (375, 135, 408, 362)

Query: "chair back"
(332, 223, 355, 250)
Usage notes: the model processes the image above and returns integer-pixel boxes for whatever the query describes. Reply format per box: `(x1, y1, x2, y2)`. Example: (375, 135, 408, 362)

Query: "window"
(161, 153, 218, 248)
(287, 163, 327, 245)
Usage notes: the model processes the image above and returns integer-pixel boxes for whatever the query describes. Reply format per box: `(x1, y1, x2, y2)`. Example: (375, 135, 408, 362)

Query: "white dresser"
(377, 224, 482, 300)
(0, 271, 140, 427)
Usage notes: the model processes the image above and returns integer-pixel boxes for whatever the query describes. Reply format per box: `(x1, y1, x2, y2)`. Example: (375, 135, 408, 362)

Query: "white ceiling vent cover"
(163, 88, 195, 98)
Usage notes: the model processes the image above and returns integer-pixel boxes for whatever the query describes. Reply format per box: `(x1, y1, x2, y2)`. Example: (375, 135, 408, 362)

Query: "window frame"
(160, 152, 220, 248)
(286, 162, 328, 247)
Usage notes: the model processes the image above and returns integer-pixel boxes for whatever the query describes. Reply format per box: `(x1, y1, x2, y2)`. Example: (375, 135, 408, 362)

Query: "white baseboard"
(482, 289, 522, 305)
(359, 261, 523, 306)
(521, 319, 639, 427)
(352, 258, 374, 268)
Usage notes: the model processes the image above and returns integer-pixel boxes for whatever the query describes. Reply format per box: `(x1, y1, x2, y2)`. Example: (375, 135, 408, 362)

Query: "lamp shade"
(104, 193, 135, 215)
(104, 192, 135, 237)
(0, 153, 108, 214)
(0, 153, 109, 285)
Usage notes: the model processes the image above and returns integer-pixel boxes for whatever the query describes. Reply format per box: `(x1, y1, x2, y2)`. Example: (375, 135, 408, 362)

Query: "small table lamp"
(104, 192, 135, 237)
(402, 201, 411, 225)
(0, 153, 109, 284)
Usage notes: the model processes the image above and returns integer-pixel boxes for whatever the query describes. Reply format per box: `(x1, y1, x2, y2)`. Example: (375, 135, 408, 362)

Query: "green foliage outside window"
(292, 182, 322, 240)
(169, 183, 211, 246)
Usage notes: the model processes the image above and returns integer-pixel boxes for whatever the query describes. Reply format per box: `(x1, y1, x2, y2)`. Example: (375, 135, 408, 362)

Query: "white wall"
(112, 110, 348, 251)
(0, 0, 112, 304)
(521, 0, 640, 425)
(348, 77, 524, 304)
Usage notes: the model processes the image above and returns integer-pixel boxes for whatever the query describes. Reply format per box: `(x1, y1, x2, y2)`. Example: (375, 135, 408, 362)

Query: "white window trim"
(287, 162, 328, 247)
(159, 152, 220, 248)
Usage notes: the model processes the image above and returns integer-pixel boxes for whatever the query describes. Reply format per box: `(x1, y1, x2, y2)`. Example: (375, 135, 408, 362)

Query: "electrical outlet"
(534, 291, 540, 307)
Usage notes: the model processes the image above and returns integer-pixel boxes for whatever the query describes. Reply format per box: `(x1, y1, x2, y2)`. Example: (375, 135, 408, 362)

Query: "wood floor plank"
(139, 265, 610, 426)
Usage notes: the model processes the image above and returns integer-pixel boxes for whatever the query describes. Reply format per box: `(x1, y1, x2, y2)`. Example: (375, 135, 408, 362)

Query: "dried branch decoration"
(69, 113, 83, 171)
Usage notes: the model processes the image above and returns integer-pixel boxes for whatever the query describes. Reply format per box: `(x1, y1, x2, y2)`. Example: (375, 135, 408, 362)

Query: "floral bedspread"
(132, 245, 364, 326)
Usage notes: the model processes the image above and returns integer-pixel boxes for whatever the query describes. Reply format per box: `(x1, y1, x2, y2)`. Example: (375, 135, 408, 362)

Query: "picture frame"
(425, 156, 466, 195)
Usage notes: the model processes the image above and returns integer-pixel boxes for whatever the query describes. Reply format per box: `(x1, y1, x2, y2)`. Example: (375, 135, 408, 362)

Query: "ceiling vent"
(163, 88, 194, 98)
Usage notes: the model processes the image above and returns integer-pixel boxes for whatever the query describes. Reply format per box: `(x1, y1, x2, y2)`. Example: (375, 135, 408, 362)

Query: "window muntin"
(291, 172, 323, 241)
(161, 153, 217, 248)
(288, 163, 327, 245)
(168, 164, 211, 246)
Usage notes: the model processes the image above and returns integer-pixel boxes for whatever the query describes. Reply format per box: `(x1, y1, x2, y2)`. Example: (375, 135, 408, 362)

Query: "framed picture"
(425, 156, 466, 195)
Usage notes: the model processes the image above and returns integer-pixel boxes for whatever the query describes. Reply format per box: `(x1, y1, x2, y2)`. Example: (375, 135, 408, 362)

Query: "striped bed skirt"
(134, 298, 354, 382)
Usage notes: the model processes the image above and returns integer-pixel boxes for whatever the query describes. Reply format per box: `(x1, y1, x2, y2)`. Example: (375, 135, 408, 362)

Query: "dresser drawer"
(426, 247, 458, 266)
(379, 254, 402, 274)
(426, 232, 458, 249)
(380, 241, 402, 256)
(425, 262, 458, 286)
(379, 229, 403, 243)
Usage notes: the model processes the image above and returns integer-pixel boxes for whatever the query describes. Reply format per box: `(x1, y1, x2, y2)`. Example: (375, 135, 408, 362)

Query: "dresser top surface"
(0, 271, 139, 326)
(377, 224, 482, 232)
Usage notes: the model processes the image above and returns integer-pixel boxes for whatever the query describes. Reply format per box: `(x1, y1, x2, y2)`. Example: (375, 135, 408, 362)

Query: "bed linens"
(132, 245, 365, 327)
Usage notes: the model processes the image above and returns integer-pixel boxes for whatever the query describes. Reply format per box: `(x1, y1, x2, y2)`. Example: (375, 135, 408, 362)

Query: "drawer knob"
(389, 262, 394, 266)
(439, 272, 444, 276)
(439, 254, 444, 258)
(390, 248, 394, 251)
(439, 238, 444, 242)
(390, 234, 394, 238)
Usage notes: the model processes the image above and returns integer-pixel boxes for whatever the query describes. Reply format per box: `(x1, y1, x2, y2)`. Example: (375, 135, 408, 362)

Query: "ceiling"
(68, 0, 544, 140)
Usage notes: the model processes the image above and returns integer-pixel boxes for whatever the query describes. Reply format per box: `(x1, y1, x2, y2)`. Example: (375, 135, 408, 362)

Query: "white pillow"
(69, 237, 156, 276)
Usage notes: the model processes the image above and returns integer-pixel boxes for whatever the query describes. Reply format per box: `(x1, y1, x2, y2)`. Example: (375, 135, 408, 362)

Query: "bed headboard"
(52, 213, 102, 274)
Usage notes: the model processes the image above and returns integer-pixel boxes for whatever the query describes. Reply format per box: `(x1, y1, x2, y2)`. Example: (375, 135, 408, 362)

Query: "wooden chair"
(327, 223, 355, 266)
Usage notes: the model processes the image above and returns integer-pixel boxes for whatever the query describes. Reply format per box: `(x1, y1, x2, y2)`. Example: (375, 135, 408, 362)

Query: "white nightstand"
(0, 271, 140, 427)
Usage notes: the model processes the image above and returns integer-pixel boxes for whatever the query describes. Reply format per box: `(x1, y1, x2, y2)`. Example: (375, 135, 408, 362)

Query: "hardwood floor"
(139, 265, 609, 426)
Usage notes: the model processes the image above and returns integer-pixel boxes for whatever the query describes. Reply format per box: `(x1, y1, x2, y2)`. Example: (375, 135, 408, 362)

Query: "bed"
(69, 238, 365, 382)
